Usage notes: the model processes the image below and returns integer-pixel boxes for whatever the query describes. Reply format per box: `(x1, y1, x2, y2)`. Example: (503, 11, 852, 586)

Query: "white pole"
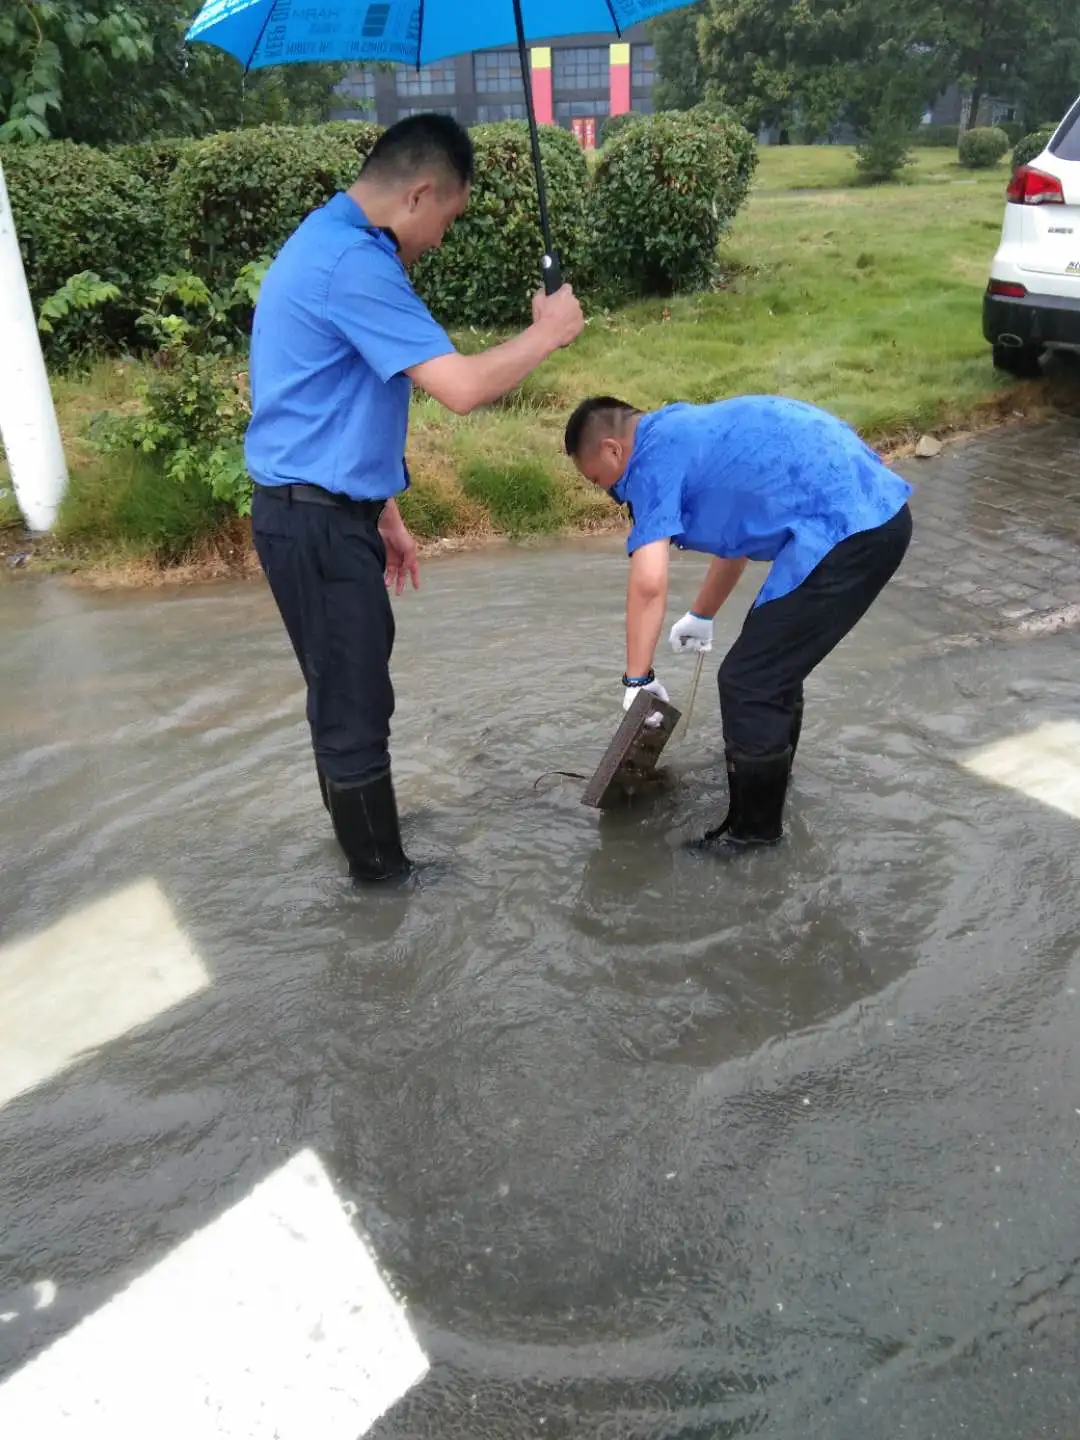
(0, 155, 68, 533)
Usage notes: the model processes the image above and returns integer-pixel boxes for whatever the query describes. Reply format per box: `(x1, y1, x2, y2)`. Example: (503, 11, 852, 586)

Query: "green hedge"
(911, 124, 960, 148)
(3, 141, 165, 363)
(412, 121, 591, 328)
(589, 110, 757, 298)
(1012, 125, 1057, 170)
(600, 112, 643, 146)
(167, 122, 382, 288)
(958, 126, 1010, 170)
(10, 112, 758, 361)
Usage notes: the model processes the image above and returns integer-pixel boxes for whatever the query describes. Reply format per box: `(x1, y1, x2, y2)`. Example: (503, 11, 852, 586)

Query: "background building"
(331, 28, 656, 130)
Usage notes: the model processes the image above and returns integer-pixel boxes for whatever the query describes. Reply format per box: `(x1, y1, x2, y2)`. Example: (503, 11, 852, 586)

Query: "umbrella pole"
(512, 0, 562, 294)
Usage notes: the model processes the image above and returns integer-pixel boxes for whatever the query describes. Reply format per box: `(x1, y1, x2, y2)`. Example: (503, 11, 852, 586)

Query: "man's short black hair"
(360, 112, 474, 189)
(564, 396, 641, 457)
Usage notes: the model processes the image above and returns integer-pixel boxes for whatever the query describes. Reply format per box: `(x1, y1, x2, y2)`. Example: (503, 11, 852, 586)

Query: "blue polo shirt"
(245, 193, 455, 500)
(612, 397, 913, 606)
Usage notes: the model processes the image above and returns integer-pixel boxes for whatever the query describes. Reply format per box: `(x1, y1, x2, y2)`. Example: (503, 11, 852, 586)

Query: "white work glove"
(669, 611, 713, 654)
(622, 676, 670, 728)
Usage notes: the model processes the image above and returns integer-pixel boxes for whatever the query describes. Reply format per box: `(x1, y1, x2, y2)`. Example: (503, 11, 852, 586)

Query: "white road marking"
(0, 878, 209, 1109)
(960, 719, 1080, 821)
(0, 1149, 429, 1438)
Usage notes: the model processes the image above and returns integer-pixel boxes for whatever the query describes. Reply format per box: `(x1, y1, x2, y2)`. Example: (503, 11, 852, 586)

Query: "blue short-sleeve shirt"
(612, 396, 913, 606)
(245, 193, 455, 501)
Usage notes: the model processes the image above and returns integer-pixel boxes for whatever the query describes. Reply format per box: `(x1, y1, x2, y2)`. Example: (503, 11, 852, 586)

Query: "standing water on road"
(1, 539, 1079, 1438)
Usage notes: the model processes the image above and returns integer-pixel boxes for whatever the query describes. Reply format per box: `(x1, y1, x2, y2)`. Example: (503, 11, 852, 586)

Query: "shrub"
(66, 265, 266, 521)
(3, 141, 166, 365)
(855, 116, 915, 184)
(911, 124, 960, 148)
(600, 112, 643, 146)
(167, 122, 381, 287)
(115, 138, 190, 199)
(1012, 125, 1057, 171)
(411, 121, 591, 328)
(588, 110, 757, 299)
(958, 126, 1010, 170)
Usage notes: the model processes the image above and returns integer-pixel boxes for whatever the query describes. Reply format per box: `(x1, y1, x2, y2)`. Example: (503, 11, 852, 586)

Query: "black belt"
(255, 483, 386, 522)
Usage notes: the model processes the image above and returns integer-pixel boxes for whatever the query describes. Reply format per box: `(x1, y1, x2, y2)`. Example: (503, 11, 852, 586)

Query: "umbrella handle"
(542, 251, 562, 295)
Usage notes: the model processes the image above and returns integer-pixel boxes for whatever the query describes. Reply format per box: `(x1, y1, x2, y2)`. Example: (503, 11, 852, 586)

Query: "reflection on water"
(1, 546, 1079, 1437)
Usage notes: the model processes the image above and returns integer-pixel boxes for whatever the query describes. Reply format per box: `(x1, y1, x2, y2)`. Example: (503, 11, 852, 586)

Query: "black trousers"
(718, 504, 913, 756)
(252, 487, 395, 786)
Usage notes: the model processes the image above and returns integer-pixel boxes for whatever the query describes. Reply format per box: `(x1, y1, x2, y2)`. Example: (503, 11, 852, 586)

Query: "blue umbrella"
(185, 0, 691, 291)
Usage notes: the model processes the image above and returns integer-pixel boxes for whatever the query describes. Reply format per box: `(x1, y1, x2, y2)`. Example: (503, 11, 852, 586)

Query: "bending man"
(564, 393, 913, 852)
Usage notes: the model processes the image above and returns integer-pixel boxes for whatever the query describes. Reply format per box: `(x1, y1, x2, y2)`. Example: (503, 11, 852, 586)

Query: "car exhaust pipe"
(996, 334, 1024, 348)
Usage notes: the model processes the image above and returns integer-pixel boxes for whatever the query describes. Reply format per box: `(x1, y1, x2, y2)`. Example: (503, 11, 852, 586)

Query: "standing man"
(246, 114, 583, 883)
(563, 393, 913, 853)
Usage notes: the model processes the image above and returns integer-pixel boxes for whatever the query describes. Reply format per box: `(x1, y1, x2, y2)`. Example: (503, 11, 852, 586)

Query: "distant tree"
(699, 0, 949, 139)
(944, 0, 1033, 129)
(0, 0, 345, 146)
(649, 2, 708, 112)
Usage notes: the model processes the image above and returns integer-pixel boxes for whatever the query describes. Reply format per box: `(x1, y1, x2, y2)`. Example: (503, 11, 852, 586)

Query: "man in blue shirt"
(247, 114, 583, 883)
(563, 393, 913, 853)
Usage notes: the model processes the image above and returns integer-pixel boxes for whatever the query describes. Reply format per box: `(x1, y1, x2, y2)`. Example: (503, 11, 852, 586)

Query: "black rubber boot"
(788, 693, 804, 767)
(326, 771, 413, 883)
(696, 748, 792, 853)
(316, 764, 330, 813)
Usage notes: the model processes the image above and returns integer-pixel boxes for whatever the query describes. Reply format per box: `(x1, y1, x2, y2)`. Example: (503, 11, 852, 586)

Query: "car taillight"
(1006, 165, 1065, 205)
(988, 280, 1028, 299)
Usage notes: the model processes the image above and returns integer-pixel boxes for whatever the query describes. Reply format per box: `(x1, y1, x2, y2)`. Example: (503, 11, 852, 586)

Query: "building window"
(476, 102, 527, 123)
(395, 61, 456, 96)
(474, 50, 522, 93)
(334, 68, 375, 103)
(631, 43, 655, 90)
(554, 98, 608, 125)
(553, 46, 609, 92)
(396, 105, 459, 120)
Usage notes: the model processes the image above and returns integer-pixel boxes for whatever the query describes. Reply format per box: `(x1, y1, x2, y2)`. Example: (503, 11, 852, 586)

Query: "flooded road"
(1, 540, 1079, 1437)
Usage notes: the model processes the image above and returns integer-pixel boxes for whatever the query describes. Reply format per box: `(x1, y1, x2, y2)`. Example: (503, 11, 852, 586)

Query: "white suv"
(984, 104, 1080, 375)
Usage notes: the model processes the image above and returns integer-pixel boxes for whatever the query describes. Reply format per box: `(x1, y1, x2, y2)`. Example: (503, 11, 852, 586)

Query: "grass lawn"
(751, 143, 981, 192)
(3, 145, 1070, 571)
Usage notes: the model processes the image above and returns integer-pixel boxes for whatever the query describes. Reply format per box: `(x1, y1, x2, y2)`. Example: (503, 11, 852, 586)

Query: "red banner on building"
(571, 116, 597, 151)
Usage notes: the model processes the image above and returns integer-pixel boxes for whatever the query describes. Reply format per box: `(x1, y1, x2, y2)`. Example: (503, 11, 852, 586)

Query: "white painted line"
(960, 719, 1080, 821)
(0, 1149, 429, 1438)
(0, 878, 210, 1110)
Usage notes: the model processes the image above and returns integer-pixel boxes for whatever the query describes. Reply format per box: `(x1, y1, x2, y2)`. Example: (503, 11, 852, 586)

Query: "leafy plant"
(855, 115, 915, 184)
(588, 110, 757, 299)
(39, 262, 267, 518)
(0, 0, 152, 144)
(167, 123, 380, 288)
(3, 139, 167, 363)
(411, 121, 591, 329)
(38, 272, 122, 334)
(958, 125, 1010, 170)
(600, 112, 642, 146)
(1012, 125, 1057, 170)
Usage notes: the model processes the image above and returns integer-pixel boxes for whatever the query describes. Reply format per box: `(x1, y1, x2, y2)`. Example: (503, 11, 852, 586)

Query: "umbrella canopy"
(185, 0, 692, 291)
(186, 0, 682, 73)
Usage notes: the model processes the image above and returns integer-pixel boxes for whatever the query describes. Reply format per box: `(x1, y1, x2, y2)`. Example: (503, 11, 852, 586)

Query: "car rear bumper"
(983, 288, 1080, 349)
